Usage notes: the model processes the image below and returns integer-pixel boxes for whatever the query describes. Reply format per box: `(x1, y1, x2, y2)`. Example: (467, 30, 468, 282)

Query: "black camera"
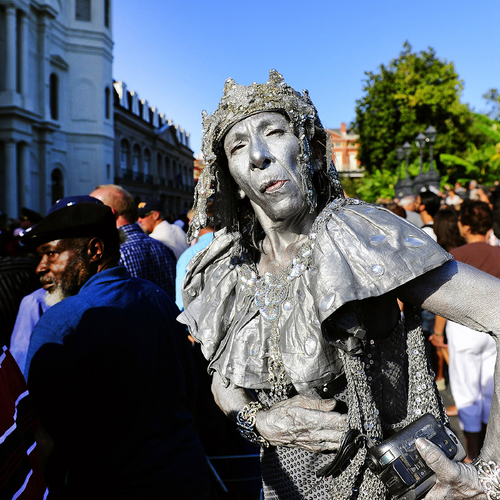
(366, 413, 466, 500)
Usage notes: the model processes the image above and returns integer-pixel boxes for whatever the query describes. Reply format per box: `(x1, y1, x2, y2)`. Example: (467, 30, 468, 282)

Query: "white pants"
(447, 321, 496, 432)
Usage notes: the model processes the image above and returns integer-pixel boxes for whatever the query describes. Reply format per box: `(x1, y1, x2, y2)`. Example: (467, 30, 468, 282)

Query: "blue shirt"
(119, 222, 176, 298)
(10, 288, 49, 376)
(26, 267, 210, 498)
(175, 232, 214, 310)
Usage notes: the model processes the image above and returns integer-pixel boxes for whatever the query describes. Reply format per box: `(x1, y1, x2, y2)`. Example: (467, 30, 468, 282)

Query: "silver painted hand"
(416, 438, 486, 499)
(255, 394, 348, 453)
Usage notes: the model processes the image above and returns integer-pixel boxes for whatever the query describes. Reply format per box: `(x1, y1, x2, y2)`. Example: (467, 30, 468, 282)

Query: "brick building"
(327, 123, 363, 177)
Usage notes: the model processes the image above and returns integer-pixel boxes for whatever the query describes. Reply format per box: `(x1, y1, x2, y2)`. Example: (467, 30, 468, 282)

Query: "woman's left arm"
(398, 260, 500, 339)
(398, 259, 500, 498)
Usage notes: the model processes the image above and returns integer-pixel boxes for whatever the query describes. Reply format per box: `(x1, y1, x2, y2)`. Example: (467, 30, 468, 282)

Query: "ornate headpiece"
(188, 70, 343, 242)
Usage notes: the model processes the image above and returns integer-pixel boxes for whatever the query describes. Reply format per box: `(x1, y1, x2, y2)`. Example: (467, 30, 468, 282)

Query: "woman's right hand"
(255, 394, 348, 453)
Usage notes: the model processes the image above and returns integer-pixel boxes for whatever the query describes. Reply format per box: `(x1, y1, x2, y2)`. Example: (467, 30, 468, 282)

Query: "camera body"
(366, 413, 466, 500)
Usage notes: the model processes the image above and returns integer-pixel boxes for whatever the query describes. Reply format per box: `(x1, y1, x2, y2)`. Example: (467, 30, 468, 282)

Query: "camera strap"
(316, 429, 367, 478)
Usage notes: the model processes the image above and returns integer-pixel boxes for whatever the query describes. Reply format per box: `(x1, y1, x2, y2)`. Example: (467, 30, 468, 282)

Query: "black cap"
(21, 207, 43, 223)
(20, 202, 118, 248)
(137, 199, 163, 218)
(47, 195, 103, 215)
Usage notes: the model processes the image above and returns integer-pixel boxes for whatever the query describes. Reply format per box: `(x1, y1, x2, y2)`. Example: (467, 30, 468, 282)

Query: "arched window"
(165, 157, 171, 179)
(133, 145, 140, 172)
(144, 149, 151, 176)
(157, 153, 162, 176)
(105, 86, 110, 119)
(120, 139, 130, 172)
(50, 73, 58, 120)
(174, 161, 180, 185)
(51, 169, 64, 205)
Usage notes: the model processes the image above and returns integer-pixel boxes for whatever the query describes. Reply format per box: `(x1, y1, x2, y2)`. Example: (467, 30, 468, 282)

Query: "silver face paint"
(224, 112, 308, 223)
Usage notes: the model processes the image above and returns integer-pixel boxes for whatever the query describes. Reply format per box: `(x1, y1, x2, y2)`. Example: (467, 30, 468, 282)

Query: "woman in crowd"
(179, 70, 500, 500)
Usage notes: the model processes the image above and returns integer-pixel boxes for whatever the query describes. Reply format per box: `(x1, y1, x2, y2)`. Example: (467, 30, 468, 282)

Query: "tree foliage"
(440, 113, 500, 184)
(353, 42, 474, 175)
(482, 88, 500, 120)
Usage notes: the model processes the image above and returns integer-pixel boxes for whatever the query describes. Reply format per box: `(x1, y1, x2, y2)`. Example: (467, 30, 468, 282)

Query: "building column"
(19, 143, 31, 208)
(4, 141, 19, 218)
(19, 11, 29, 100)
(5, 6, 17, 93)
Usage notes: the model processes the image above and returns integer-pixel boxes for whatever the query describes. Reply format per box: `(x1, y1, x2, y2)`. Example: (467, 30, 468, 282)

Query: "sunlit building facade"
(0, 0, 194, 220)
(0, 0, 114, 217)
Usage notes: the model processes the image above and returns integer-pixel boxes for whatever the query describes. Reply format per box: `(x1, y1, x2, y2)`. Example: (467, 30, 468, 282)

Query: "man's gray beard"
(44, 287, 68, 306)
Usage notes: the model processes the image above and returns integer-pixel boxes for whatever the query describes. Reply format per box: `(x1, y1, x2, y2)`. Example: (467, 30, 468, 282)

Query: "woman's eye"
(231, 143, 245, 155)
(267, 129, 284, 136)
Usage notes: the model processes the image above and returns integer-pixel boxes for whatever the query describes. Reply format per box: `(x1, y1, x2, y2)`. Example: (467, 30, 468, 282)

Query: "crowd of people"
(2, 70, 500, 500)
(382, 183, 500, 463)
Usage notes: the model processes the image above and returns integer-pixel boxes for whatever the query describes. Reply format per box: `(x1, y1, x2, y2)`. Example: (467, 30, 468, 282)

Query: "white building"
(0, 0, 114, 218)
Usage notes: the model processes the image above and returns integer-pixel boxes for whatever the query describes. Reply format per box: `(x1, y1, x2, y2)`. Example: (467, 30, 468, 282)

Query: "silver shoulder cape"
(178, 199, 452, 391)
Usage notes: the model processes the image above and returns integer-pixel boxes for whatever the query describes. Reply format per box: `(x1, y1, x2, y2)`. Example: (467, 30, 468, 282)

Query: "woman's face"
(223, 112, 307, 222)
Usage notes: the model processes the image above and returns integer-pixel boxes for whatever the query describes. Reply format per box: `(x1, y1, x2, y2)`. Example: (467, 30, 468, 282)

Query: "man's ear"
(88, 238, 104, 263)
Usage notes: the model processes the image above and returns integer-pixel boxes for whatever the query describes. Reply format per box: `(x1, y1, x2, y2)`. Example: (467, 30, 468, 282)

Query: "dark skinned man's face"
(36, 239, 92, 306)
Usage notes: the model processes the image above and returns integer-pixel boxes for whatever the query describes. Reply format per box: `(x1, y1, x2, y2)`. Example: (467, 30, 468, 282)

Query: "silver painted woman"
(179, 70, 500, 500)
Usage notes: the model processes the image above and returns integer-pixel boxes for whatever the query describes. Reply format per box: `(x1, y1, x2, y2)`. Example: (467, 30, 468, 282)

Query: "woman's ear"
(238, 188, 246, 200)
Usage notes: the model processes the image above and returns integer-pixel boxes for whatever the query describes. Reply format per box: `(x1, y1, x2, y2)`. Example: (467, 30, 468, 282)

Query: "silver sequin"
(369, 235, 386, 246)
(405, 236, 425, 248)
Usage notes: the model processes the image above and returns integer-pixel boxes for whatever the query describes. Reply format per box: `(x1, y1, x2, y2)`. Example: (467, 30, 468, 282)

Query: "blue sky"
(112, 0, 499, 155)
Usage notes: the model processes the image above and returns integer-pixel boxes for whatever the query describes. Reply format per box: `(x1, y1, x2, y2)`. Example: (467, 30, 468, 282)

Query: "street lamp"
(425, 125, 437, 173)
(402, 141, 411, 179)
(415, 132, 427, 174)
(394, 142, 414, 198)
(396, 147, 404, 181)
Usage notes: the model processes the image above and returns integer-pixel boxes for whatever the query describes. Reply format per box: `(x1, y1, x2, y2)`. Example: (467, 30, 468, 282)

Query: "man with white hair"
(400, 194, 424, 227)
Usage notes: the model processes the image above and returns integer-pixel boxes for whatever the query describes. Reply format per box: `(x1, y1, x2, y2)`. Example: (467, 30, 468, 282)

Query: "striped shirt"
(119, 223, 176, 298)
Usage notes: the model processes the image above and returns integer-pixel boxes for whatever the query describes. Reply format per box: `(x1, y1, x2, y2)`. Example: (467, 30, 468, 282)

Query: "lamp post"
(425, 125, 437, 173)
(396, 147, 404, 182)
(415, 132, 427, 175)
(402, 141, 411, 179)
(414, 127, 440, 194)
(423, 125, 440, 191)
(394, 142, 414, 198)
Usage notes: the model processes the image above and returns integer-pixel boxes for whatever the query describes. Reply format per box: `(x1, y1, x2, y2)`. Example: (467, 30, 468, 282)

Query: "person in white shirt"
(137, 199, 188, 259)
(417, 189, 442, 242)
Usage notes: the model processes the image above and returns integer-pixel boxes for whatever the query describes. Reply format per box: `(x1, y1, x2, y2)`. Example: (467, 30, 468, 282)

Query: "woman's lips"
(264, 180, 287, 193)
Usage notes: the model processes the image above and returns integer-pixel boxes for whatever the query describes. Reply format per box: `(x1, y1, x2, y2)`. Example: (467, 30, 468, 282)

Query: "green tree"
(353, 42, 474, 175)
(440, 113, 500, 184)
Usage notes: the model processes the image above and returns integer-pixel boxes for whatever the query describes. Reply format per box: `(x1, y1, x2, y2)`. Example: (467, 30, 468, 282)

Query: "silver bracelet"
(236, 401, 269, 448)
(473, 458, 500, 500)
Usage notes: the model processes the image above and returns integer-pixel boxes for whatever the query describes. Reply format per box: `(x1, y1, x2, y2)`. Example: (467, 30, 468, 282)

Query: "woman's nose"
(249, 136, 272, 170)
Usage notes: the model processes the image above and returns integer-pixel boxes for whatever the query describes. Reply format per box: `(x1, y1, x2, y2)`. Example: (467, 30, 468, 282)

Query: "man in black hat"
(20, 202, 211, 500)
